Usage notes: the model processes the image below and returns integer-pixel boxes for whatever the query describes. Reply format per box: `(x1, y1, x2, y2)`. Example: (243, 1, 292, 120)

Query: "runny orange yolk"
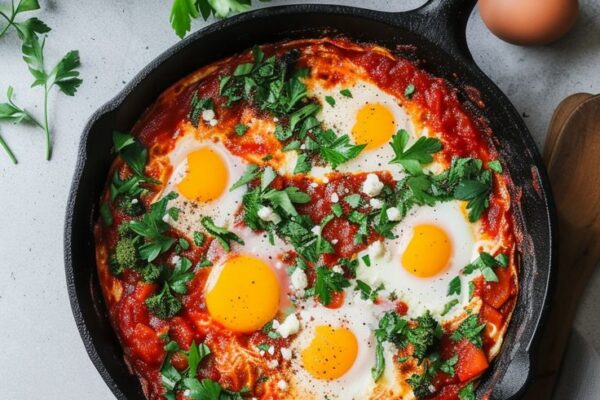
(402, 224, 452, 278)
(205, 255, 280, 333)
(351, 103, 396, 151)
(177, 147, 228, 202)
(301, 326, 358, 380)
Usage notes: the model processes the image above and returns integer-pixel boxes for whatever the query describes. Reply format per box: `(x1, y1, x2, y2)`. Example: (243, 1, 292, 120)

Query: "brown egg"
(479, 0, 579, 45)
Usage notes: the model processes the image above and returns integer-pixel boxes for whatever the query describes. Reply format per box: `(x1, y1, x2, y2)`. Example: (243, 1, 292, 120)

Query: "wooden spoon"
(543, 92, 593, 163)
(522, 95, 600, 400)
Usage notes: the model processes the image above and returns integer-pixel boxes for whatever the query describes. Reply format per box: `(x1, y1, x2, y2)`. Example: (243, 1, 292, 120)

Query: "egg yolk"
(177, 147, 228, 202)
(206, 255, 280, 333)
(301, 326, 358, 380)
(351, 103, 396, 150)
(402, 224, 452, 278)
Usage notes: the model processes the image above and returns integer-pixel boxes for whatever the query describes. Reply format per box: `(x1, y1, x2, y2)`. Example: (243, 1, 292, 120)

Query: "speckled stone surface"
(0, 1, 599, 399)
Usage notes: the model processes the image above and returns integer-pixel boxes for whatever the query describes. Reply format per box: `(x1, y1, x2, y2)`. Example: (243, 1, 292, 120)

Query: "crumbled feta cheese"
(259, 350, 265, 356)
(268, 346, 275, 356)
(171, 255, 181, 265)
(330, 193, 339, 203)
(201, 109, 215, 121)
(257, 206, 282, 224)
(290, 268, 308, 291)
(277, 379, 288, 390)
(331, 239, 339, 245)
(311, 225, 321, 236)
(273, 117, 279, 122)
(369, 198, 383, 209)
(276, 314, 300, 338)
(267, 359, 279, 369)
(368, 240, 385, 259)
(362, 173, 384, 197)
(332, 265, 344, 274)
(310, 182, 318, 188)
(323, 177, 330, 184)
(271, 319, 280, 329)
(300, 144, 307, 150)
(209, 118, 218, 127)
(131, 198, 139, 204)
(386, 207, 402, 221)
(162, 214, 171, 223)
(280, 347, 292, 360)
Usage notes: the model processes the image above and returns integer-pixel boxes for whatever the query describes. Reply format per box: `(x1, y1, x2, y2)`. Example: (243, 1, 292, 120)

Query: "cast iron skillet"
(65, 0, 556, 399)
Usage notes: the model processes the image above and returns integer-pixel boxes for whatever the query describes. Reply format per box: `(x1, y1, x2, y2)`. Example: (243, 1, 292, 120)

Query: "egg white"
(162, 136, 247, 237)
(305, 81, 419, 180)
(356, 201, 477, 321)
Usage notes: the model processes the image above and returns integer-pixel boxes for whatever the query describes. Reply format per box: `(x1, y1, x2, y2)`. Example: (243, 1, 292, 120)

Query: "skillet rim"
(64, 3, 556, 399)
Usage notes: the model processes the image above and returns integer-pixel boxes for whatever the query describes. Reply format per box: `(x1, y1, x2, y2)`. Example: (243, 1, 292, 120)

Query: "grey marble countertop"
(1, 1, 599, 399)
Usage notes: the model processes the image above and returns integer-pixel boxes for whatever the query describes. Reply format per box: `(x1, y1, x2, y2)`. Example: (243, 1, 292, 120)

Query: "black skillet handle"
(393, 0, 477, 63)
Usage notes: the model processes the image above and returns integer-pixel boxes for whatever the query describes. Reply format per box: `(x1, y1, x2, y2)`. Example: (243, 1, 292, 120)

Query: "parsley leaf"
(314, 266, 350, 305)
(339, 88, 352, 98)
(234, 123, 248, 136)
(441, 299, 459, 316)
(448, 276, 461, 296)
(459, 383, 476, 400)
(319, 133, 365, 169)
(21, 34, 82, 159)
(404, 84, 416, 99)
(188, 93, 214, 127)
(390, 129, 442, 174)
(324, 95, 335, 107)
(229, 165, 260, 191)
(355, 280, 384, 302)
(450, 314, 486, 347)
(201, 216, 244, 251)
(128, 192, 179, 262)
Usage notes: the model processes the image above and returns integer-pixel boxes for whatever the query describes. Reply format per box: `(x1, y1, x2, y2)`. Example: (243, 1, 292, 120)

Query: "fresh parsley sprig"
(0, 0, 49, 40)
(20, 33, 82, 159)
(170, 0, 270, 38)
(390, 129, 442, 174)
(0, 86, 43, 163)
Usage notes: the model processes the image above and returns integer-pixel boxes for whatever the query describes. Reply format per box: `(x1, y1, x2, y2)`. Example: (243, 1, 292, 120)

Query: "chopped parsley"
(339, 88, 352, 98)
(313, 266, 350, 305)
(450, 314, 486, 347)
(201, 216, 244, 252)
(389, 129, 442, 175)
(324, 95, 335, 107)
(404, 84, 416, 99)
(234, 123, 248, 136)
(145, 257, 195, 319)
(188, 93, 213, 127)
(128, 192, 178, 262)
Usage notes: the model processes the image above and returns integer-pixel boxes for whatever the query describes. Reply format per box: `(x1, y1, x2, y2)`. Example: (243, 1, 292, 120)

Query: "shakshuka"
(95, 38, 517, 400)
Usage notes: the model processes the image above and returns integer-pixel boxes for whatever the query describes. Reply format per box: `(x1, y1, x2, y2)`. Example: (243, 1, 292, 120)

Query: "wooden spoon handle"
(522, 96, 600, 399)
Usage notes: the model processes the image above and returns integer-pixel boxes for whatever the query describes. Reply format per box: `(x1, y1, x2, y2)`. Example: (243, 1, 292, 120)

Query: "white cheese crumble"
(276, 314, 300, 338)
(362, 173, 384, 197)
(369, 198, 383, 209)
(267, 346, 275, 356)
(131, 198, 139, 204)
(386, 207, 402, 221)
(323, 177, 330, 184)
(311, 225, 321, 236)
(201, 109, 215, 121)
(280, 347, 292, 360)
(209, 119, 218, 127)
(310, 182, 318, 188)
(257, 206, 282, 224)
(331, 239, 339, 245)
(277, 379, 288, 390)
(330, 193, 339, 203)
(368, 240, 385, 259)
(332, 265, 344, 274)
(266, 359, 279, 369)
(290, 268, 308, 291)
